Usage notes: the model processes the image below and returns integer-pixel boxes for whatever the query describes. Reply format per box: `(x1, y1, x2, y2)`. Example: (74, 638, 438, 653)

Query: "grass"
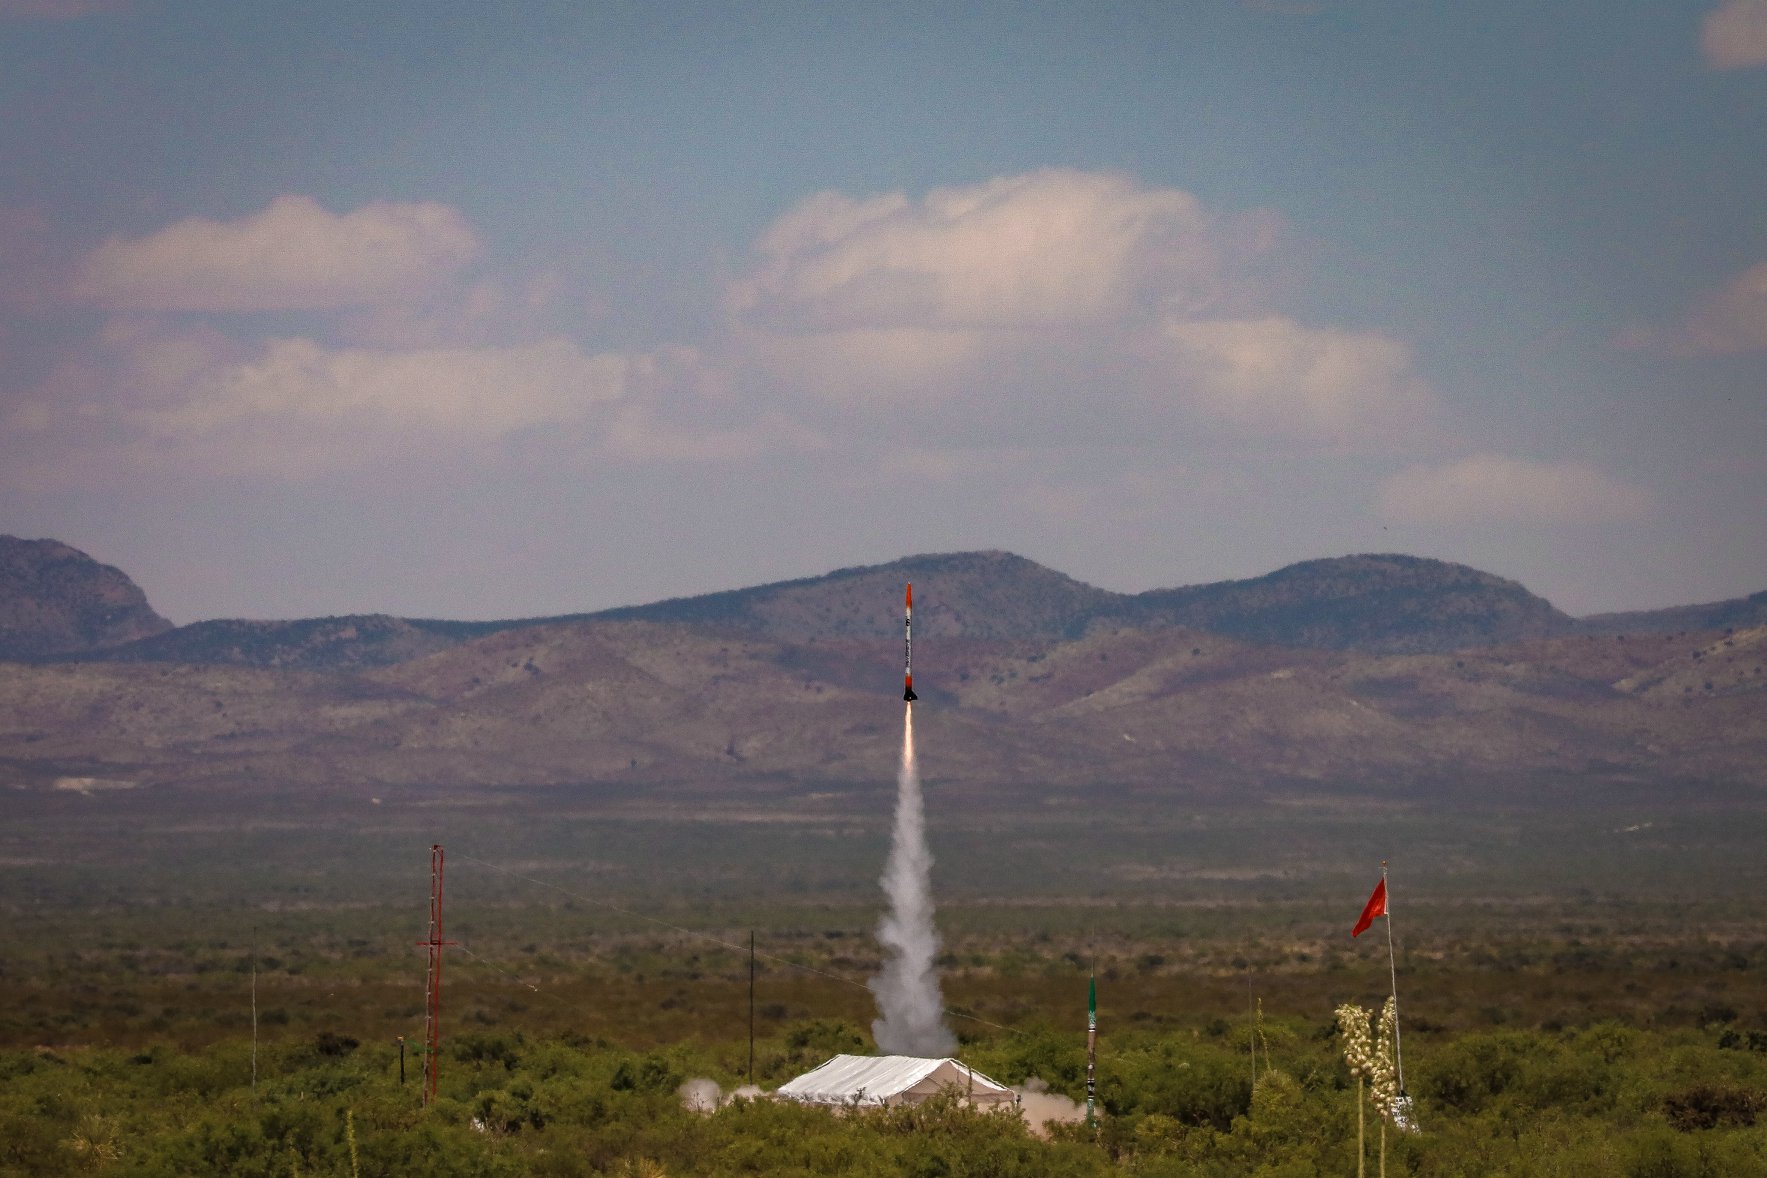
(3, 777, 1766, 1054)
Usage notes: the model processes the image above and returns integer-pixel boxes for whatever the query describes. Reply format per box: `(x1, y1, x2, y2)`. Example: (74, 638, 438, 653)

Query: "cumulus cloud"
(1703, 0, 1767, 69)
(1157, 315, 1436, 443)
(1, 319, 817, 482)
(1377, 455, 1653, 526)
(69, 196, 482, 312)
(728, 169, 1437, 447)
(4, 330, 659, 480)
(731, 169, 1230, 332)
(146, 337, 629, 438)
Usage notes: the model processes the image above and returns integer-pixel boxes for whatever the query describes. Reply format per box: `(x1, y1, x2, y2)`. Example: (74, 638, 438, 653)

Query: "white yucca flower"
(1338, 999, 1404, 1123)
(1336, 1002, 1375, 1078)
(1368, 997, 1400, 1120)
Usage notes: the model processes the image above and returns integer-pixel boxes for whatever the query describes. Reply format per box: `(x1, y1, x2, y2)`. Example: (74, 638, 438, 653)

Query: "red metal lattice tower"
(419, 844, 455, 1106)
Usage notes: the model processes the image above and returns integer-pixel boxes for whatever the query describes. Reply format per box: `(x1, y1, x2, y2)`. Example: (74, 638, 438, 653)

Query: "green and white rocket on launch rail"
(1086, 974, 1097, 1127)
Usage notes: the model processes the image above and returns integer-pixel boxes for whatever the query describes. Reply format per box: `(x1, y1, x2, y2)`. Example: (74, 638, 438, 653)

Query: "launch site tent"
(775, 1054, 1017, 1108)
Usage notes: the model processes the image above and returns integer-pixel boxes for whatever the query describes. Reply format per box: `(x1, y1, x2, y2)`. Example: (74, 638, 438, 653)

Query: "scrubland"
(2, 781, 1765, 1175)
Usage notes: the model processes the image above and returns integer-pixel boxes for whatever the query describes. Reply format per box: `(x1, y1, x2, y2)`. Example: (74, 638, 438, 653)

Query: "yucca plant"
(1339, 998, 1404, 1178)
(64, 1114, 123, 1166)
(1336, 1002, 1374, 1178)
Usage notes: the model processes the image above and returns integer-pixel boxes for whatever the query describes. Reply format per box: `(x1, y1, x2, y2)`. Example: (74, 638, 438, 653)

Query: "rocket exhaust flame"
(868, 697, 954, 1055)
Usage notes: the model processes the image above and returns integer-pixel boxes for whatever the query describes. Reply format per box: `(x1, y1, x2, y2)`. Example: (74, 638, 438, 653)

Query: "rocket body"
(903, 583, 917, 701)
(1086, 974, 1097, 1126)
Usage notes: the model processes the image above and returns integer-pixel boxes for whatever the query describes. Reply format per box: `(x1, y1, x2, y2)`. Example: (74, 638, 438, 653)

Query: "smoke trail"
(1014, 1078, 1086, 1137)
(869, 702, 956, 1057)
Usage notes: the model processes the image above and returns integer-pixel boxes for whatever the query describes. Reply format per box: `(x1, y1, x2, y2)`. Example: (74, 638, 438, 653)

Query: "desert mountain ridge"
(0, 536, 173, 660)
(2, 536, 1764, 799)
(9, 537, 1764, 668)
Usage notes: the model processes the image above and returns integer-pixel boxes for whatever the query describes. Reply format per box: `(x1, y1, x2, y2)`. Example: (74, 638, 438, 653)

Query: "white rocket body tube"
(903, 583, 917, 702)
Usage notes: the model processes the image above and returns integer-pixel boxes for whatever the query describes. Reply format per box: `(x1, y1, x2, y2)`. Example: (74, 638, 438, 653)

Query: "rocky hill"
(5, 540, 1763, 801)
(0, 536, 172, 659)
(2, 609, 1762, 799)
(591, 550, 1115, 641)
(1578, 590, 1767, 637)
(90, 614, 511, 670)
(78, 550, 1618, 670)
(1108, 554, 1574, 653)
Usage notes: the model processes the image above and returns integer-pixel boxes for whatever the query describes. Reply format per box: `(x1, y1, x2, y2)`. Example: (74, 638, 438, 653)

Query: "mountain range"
(12, 541, 1765, 667)
(1, 536, 1763, 799)
(0, 537, 172, 660)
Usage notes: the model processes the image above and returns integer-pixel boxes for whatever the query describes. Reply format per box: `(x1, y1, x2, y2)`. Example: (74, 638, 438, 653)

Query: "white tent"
(775, 1054, 1018, 1108)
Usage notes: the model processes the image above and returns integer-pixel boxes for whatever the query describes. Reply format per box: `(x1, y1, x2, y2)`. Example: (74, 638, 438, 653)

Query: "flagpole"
(1381, 860, 1405, 1094)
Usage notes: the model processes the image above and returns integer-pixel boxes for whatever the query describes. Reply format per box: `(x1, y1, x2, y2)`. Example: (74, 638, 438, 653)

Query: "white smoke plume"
(1014, 1078, 1087, 1137)
(869, 702, 957, 1057)
(678, 1078, 722, 1113)
(678, 1079, 764, 1113)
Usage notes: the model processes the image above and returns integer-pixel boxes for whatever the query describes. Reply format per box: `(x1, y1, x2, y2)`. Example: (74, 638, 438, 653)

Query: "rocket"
(902, 583, 917, 702)
(1086, 974, 1097, 1127)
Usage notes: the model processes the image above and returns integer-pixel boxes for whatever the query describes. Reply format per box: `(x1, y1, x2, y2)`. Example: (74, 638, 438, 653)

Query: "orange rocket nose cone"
(906, 583, 912, 609)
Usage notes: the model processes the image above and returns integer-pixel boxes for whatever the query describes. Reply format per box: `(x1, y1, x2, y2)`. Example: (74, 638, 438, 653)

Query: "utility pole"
(747, 930, 756, 1087)
(419, 844, 455, 1107)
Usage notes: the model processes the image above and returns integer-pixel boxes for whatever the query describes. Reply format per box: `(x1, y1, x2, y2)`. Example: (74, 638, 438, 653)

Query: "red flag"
(1352, 877, 1387, 938)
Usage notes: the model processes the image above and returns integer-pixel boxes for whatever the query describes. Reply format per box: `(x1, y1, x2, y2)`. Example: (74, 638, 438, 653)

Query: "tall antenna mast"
(419, 844, 455, 1107)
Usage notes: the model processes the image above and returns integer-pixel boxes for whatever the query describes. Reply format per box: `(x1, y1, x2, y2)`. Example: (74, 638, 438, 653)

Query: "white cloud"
(1703, 0, 1767, 69)
(729, 170, 1439, 448)
(1378, 455, 1653, 526)
(147, 337, 629, 439)
(1, 322, 824, 482)
(731, 169, 1229, 333)
(1670, 259, 1767, 354)
(69, 196, 482, 312)
(4, 331, 653, 480)
(1157, 315, 1437, 443)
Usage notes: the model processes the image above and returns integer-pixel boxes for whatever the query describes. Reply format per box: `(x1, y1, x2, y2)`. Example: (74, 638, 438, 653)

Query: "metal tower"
(419, 844, 454, 1106)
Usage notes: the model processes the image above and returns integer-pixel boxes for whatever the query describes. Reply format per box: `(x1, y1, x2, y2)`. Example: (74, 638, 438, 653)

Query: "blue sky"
(2, 0, 1764, 622)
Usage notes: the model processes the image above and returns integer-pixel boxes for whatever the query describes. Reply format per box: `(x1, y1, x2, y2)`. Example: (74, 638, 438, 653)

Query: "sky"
(2, 0, 1765, 624)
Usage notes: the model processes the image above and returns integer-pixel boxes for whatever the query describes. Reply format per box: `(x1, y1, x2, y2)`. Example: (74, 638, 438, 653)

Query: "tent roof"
(775, 1054, 1017, 1107)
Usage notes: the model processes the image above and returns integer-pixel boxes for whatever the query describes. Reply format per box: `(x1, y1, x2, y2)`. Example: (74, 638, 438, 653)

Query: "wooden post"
(747, 930, 756, 1087)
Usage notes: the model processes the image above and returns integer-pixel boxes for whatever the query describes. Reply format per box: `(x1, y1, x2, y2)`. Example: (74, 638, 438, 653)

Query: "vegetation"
(3, 1013, 1764, 1176)
(3, 783, 1765, 1173)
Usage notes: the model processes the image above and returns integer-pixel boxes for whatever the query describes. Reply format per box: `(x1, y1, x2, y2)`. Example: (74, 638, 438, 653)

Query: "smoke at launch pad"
(868, 700, 956, 1056)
